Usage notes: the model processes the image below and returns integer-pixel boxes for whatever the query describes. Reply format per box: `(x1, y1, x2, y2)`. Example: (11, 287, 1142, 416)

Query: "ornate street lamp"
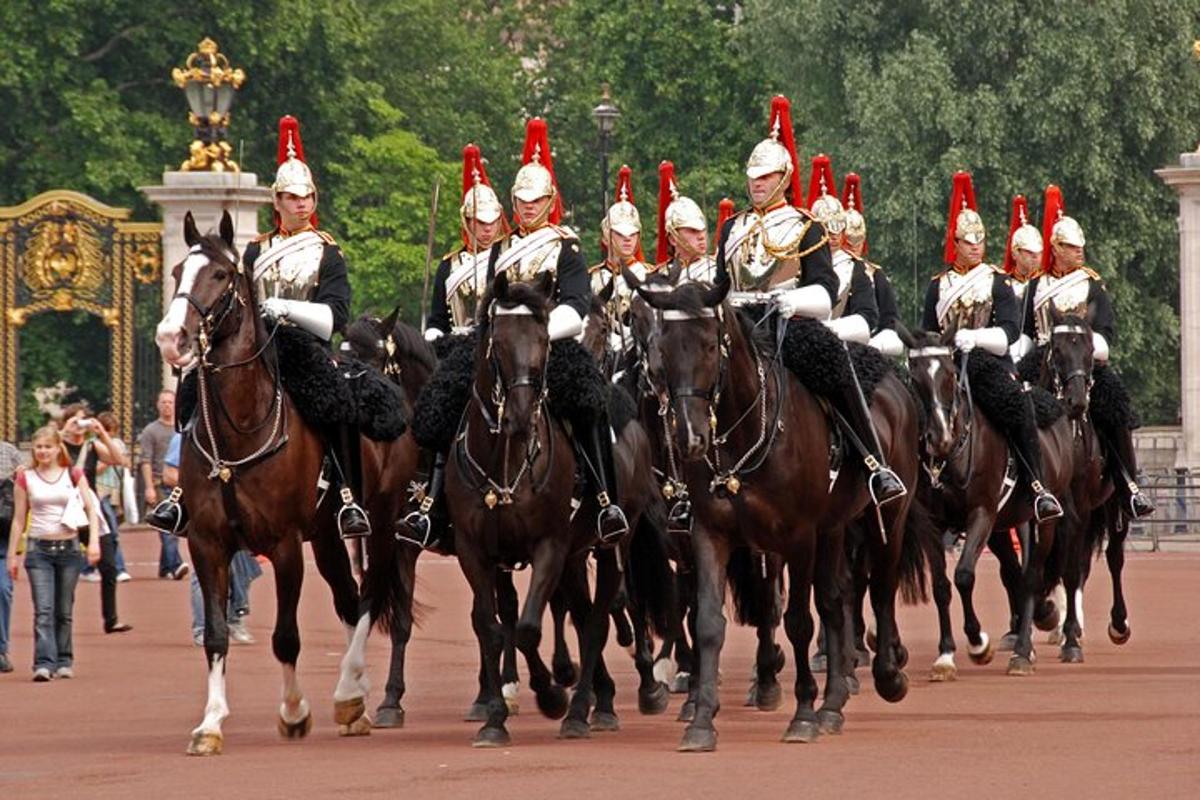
(591, 83, 621, 214)
(172, 37, 246, 171)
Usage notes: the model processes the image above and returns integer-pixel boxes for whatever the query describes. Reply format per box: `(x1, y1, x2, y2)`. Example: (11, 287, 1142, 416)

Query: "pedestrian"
(6, 425, 102, 681)
(137, 390, 189, 579)
(93, 411, 131, 582)
(0, 438, 26, 673)
(59, 404, 132, 634)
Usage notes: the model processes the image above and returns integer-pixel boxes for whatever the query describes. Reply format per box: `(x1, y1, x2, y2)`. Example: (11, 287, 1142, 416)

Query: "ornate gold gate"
(0, 190, 161, 442)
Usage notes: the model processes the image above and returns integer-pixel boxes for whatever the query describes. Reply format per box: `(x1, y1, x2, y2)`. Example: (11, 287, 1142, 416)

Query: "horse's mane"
(390, 319, 438, 372)
(478, 279, 551, 325)
(196, 233, 254, 305)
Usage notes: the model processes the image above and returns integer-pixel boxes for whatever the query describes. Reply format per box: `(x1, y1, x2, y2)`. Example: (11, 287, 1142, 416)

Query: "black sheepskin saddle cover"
(177, 327, 407, 441)
(412, 332, 615, 452)
(777, 316, 891, 402)
(1017, 345, 1138, 431)
(965, 350, 1061, 438)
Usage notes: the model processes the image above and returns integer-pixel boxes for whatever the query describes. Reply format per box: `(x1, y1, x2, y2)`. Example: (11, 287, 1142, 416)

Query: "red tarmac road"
(1, 532, 1198, 799)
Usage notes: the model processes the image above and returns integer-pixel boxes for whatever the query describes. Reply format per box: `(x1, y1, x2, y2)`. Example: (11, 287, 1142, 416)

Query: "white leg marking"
(335, 612, 372, 702)
(967, 631, 990, 656)
(192, 655, 229, 737)
(280, 663, 310, 725)
(933, 652, 956, 669)
(502, 682, 520, 701)
(653, 657, 678, 686)
(1075, 588, 1086, 637)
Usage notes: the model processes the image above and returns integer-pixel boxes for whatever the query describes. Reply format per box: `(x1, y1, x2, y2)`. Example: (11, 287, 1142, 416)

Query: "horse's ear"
(183, 212, 200, 248)
(667, 263, 681, 285)
(701, 273, 732, 307)
(939, 326, 956, 347)
(492, 271, 509, 299)
(623, 269, 642, 291)
(380, 305, 401, 334)
(895, 321, 917, 350)
(218, 211, 235, 250)
(598, 278, 615, 303)
(534, 270, 554, 298)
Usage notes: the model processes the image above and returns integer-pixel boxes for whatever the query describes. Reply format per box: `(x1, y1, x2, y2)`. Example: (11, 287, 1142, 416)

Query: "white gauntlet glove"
(260, 298, 334, 341)
(774, 284, 832, 320)
(823, 314, 871, 344)
(1009, 333, 1034, 362)
(424, 326, 446, 342)
(953, 328, 977, 353)
(869, 328, 905, 357)
(1091, 332, 1110, 364)
(547, 305, 584, 341)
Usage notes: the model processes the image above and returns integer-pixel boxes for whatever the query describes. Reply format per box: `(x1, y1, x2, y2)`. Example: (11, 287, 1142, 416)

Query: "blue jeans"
(0, 532, 12, 656)
(190, 550, 261, 634)
(25, 538, 84, 672)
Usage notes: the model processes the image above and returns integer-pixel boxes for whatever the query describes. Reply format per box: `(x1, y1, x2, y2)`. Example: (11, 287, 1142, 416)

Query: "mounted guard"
(840, 172, 904, 357)
(1021, 185, 1154, 519)
(920, 171, 1062, 522)
(716, 95, 904, 507)
(592, 165, 654, 355)
(1003, 194, 1042, 362)
(656, 161, 718, 284)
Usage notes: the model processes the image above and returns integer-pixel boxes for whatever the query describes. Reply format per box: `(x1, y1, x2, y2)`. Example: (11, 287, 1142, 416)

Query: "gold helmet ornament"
(656, 160, 706, 263)
(806, 154, 845, 236)
(745, 95, 804, 209)
(943, 171, 984, 263)
(840, 172, 867, 251)
(1003, 194, 1042, 275)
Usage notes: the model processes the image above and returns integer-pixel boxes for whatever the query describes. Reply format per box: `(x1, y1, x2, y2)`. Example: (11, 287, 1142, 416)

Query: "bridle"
(1046, 323, 1094, 405)
(909, 344, 974, 489)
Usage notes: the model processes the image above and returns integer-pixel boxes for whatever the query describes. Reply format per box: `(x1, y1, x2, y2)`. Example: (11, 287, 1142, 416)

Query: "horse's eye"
(211, 269, 228, 281)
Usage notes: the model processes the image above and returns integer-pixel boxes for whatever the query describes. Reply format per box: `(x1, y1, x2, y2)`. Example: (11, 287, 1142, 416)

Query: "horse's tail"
(727, 548, 782, 628)
(366, 535, 427, 636)
(625, 503, 678, 640)
(898, 493, 934, 605)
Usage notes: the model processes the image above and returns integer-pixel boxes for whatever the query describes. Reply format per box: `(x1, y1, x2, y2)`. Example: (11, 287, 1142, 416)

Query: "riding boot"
(1013, 393, 1063, 522)
(1106, 423, 1155, 519)
(332, 425, 371, 539)
(837, 383, 906, 507)
(400, 452, 452, 552)
(146, 487, 189, 536)
(581, 420, 629, 544)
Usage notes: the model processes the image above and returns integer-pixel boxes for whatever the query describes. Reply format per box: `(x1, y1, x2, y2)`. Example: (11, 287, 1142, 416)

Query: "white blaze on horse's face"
(924, 358, 955, 455)
(156, 246, 209, 369)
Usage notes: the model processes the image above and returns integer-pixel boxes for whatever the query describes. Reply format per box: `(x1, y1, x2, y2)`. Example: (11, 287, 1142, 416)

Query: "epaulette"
(987, 262, 1006, 274)
(1083, 266, 1102, 281)
(316, 230, 337, 245)
(588, 261, 607, 275)
(252, 230, 273, 244)
(549, 223, 578, 240)
(441, 246, 464, 262)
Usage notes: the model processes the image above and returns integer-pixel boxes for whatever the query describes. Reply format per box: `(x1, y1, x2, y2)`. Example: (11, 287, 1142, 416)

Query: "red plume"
(943, 171, 978, 265)
(1002, 194, 1029, 275)
(461, 143, 491, 197)
(714, 197, 735, 257)
(768, 96, 804, 207)
(277, 115, 306, 165)
(519, 117, 561, 224)
(805, 154, 837, 210)
(1040, 184, 1065, 273)
(656, 161, 677, 264)
(841, 172, 866, 254)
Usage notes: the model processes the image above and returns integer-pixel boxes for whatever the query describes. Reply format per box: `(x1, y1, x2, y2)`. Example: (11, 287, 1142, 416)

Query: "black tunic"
(841, 256, 880, 331)
(870, 267, 900, 334)
(426, 255, 455, 333)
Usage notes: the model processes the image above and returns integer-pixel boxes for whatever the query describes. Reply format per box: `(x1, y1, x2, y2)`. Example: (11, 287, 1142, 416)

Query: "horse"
(628, 274, 922, 751)
(446, 272, 658, 746)
(900, 325, 1074, 677)
(155, 212, 419, 754)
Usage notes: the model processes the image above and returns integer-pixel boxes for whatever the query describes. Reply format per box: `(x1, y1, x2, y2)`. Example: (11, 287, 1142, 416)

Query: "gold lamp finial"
(172, 38, 246, 172)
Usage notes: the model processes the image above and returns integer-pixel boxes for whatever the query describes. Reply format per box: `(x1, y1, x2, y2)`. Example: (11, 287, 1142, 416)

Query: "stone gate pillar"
(141, 171, 272, 387)
(1156, 152, 1200, 469)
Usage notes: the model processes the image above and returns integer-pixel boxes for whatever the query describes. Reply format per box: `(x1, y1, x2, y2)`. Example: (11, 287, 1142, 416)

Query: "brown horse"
(629, 275, 923, 751)
(901, 326, 1074, 677)
(155, 212, 419, 754)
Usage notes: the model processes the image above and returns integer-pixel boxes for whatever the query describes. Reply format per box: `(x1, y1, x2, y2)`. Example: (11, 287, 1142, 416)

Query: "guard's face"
(842, 236, 865, 259)
(1013, 248, 1041, 278)
(670, 227, 708, 261)
(467, 217, 501, 249)
(611, 231, 639, 261)
(515, 196, 551, 227)
(1055, 243, 1084, 271)
(748, 172, 784, 207)
(275, 192, 315, 229)
(954, 237, 985, 268)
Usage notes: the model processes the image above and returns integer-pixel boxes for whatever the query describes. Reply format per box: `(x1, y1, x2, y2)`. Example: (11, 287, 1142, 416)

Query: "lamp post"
(591, 83, 621, 215)
(172, 37, 246, 172)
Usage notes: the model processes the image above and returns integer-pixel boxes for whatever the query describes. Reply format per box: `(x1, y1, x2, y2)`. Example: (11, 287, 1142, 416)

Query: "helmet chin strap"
(517, 189, 556, 233)
(750, 170, 790, 212)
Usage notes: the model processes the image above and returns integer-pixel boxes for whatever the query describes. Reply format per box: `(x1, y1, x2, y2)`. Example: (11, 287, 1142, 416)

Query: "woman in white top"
(6, 425, 100, 681)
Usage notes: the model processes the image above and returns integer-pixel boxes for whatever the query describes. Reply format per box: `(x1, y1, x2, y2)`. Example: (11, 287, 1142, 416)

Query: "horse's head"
(901, 325, 964, 460)
(580, 280, 617, 364)
(630, 271, 731, 461)
(480, 271, 553, 437)
(343, 307, 402, 374)
(156, 211, 244, 369)
(1047, 308, 1094, 419)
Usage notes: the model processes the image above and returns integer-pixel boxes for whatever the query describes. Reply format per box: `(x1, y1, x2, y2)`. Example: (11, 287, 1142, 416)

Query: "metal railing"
(1129, 469, 1200, 551)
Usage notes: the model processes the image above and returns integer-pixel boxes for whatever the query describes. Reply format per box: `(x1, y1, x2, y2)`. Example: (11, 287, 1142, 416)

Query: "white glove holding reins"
(260, 297, 334, 342)
(869, 328, 905, 357)
(954, 326, 1009, 357)
(774, 284, 833, 320)
(823, 314, 871, 344)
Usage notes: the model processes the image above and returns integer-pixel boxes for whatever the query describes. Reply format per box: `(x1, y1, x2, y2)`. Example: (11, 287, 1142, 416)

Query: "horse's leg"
(1060, 515, 1087, 663)
(1106, 508, 1132, 644)
(1008, 518, 1055, 675)
(459, 548, 509, 746)
(550, 583, 580, 688)
(751, 560, 785, 712)
(514, 539, 570, 721)
(675, 570, 700, 716)
(927, 528, 958, 681)
(375, 546, 419, 728)
(782, 547, 820, 743)
(989, 527, 1023, 651)
(561, 547, 622, 738)
(611, 585, 635, 650)
(867, 507, 908, 703)
(270, 534, 315, 741)
(677, 527, 730, 752)
(309, 522, 372, 726)
(955, 509, 996, 666)
(631, 595, 670, 714)
(496, 569, 523, 711)
(187, 540, 235, 755)
(814, 530, 851, 734)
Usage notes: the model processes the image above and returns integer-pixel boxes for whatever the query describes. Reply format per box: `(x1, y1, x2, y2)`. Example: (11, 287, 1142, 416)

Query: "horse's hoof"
(590, 711, 620, 732)
(997, 631, 1018, 653)
(876, 671, 909, 703)
(373, 706, 405, 729)
(1007, 655, 1035, 676)
(929, 654, 957, 682)
(536, 685, 569, 720)
(1060, 645, 1084, 664)
(278, 711, 313, 739)
(464, 702, 489, 722)
(967, 634, 994, 665)
(638, 682, 670, 715)
(677, 726, 717, 752)
(857, 648, 873, 669)
(782, 719, 820, 743)
(1108, 621, 1131, 646)
(558, 717, 591, 739)
(337, 714, 372, 737)
(187, 730, 223, 756)
(553, 660, 580, 689)
(743, 679, 757, 707)
(473, 725, 511, 748)
(1048, 629, 1065, 645)
(817, 709, 844, 735)
(755, 681, 783, 712)
(669, 671, 691, 694)
(1035, 588, 1065, 631)
(333, 696, 366, 726)
(846, 673, 861, 696)
(677, 699, 696, 723)
(809, 652, 828, 673)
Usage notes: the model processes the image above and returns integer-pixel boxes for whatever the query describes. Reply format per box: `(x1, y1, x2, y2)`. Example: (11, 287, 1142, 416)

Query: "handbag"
(58, 470, 110, 544)
(121, 465, 140, 525)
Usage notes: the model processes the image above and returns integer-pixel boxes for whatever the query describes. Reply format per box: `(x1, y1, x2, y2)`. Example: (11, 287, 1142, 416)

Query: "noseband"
(1047, 323, 1094, 402)
(909, 345, 973, 487)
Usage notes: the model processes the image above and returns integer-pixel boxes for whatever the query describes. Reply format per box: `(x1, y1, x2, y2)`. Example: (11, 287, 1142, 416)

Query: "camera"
(78, 418, 95, 430)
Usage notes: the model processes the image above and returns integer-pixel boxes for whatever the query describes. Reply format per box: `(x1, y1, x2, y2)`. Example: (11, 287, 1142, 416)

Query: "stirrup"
(147, 488, 187, 535)
(1031, 482, 1063, 523)
(1128, 485, 1155, 519)
(596, 492, 630, 544)
(397, 496, 436, 549)
(865, 458, 907, 507)
(337, 488, 371, 539)
(666, 499, 693, 536)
